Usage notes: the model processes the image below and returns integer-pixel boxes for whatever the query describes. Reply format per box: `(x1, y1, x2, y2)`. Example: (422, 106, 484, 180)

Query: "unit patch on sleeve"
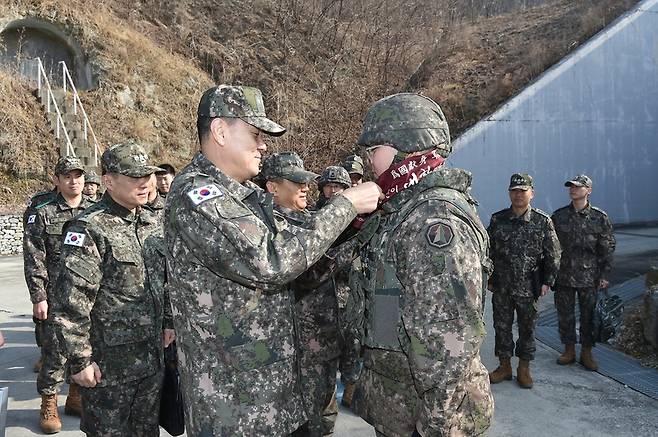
(426, 221, 454, 249)
(27, 215, 36, 224)
(187, 184, 223, 205)
(64, 232, 86, 247)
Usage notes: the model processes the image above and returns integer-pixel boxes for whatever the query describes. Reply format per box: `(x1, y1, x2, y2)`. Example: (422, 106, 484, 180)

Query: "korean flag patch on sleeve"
(64, 232, 86, 247)
(187, 184, 223, 205)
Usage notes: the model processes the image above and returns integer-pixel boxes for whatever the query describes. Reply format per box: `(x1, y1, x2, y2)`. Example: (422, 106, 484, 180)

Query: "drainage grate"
(536, 276, 658, 400)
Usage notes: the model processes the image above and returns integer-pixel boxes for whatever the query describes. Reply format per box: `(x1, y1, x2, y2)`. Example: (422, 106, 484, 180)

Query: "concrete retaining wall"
(0, 214, 22, 255)
(450, 0, 658, 225)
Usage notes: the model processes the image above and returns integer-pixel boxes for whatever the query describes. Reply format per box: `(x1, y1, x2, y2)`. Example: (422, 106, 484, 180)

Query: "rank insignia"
(27, 215, 36, 224)
(426, 221, 454, 249)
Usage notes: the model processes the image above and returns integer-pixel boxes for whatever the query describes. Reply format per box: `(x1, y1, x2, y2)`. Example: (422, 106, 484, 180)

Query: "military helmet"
(357, 93, 451, 157)
(342, 155, 364, 176)
(317, 166, 351, 189)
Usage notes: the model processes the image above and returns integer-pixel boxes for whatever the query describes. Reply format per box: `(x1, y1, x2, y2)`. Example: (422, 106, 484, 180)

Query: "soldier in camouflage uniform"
(342, 155, 365, 186)
(145, 174, 166, 224)
(487, 173, 561, 389)
(552, 174, 616, 371)
(52, 142, 168, 436)
(163, 85, 381, 436)
(261, 153, 348, 436)
(23, 157, 91, 433)
(317, 166, 364, 407)
(83, 171, 102, 202)
(351, 93, 493, 437)
(24, 187, 57, 375)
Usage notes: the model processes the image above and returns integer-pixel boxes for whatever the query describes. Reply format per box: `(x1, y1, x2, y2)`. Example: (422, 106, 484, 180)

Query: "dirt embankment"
(0, 0, 638, 210)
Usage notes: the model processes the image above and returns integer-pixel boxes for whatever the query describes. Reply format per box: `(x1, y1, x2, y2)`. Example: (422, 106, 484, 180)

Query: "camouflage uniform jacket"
(52, 195, 165, 386)
(356, 168, 493, 436)
(163, 152, 357, 436)
(552, 203, 615, 288)
(488, 206, 561, 297)
(276, 205, 360, 363)
(23, 193, 92, 304)
(142, 229, 174, 331)
(145, 192, 166, 225)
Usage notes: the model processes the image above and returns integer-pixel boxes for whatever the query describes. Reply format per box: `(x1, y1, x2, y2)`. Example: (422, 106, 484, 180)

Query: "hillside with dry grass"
(0, 0, 638, 210)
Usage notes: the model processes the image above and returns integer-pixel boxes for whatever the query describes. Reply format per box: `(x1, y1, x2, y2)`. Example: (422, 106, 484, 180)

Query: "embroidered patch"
(426, 222, 454, 249)
(64, 232, 86, 247)
(187, 184, 223, 205)
(27, 215, 36, 224)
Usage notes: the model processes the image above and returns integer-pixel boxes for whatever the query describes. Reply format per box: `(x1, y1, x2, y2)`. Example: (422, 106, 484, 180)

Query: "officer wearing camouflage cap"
(487, 173, 561, 389)
(22, 156, 91, 433)
(351, 93, 494, 437)
(164, 85, 381, 436)
(342, 155, 365, 186)
(551, 174, 615, 371)
(83, 171, 102, 202)
(52, 142, 172, 436)
(260, 151, 318, 211)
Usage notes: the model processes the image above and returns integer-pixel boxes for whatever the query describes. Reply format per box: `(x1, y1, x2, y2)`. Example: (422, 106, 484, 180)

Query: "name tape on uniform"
(64, 232, 86, 247)
(27, 215, 36, 224)
(187, 184, 223, 205)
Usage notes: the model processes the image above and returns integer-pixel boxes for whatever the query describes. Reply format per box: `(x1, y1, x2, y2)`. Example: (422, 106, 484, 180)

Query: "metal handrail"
(60, 61, 101, 166)
(33, 58, 75, 156)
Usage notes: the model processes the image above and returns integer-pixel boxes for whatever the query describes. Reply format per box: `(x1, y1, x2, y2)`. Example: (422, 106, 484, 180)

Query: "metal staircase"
(20, 58, 101, 174)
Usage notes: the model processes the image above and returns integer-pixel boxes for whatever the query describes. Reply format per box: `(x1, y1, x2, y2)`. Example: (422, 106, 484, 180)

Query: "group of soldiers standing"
(19, 83, 615, 437)
(487, 173, 616, 389)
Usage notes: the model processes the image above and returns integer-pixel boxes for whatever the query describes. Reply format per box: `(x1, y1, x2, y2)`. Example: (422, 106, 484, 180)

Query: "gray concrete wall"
(449, 0, 658, 225)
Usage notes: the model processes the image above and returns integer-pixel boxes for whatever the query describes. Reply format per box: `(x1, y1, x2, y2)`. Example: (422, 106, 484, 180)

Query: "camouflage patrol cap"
(357, 93, 451, 156)
(260, 152, 318, 184)
(84, 171, 101, 185)
(342, 154, 364, 176)
(198, 85, 286, 137)
(54, 156, 85, 175)
(318, 166, 351, 189)
(508, 173, 534, 191)
(101, 141, 163, 178)
(565, 174, 593, 188)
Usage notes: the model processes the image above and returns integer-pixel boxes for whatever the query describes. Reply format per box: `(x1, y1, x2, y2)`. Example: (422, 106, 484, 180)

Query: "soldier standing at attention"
(23, 156, 91, 433)
(351, 93, 493, 437)
(83, 171, 102, 202)
(163, 85, 381, 436)
(552, 174, 615, 370)
(52, 142, 168, 436)
(487, 173, 561, 389)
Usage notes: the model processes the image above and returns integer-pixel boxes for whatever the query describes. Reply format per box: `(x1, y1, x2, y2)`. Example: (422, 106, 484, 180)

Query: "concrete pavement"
(2, 227, 658, 436)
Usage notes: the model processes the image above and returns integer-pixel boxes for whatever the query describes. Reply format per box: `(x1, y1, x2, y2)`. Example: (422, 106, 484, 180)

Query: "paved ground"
(2, 227, 658, 436)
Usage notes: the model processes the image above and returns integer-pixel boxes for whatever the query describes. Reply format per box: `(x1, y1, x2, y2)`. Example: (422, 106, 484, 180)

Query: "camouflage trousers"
(80, 370, 164, 437)
(352, 348, 492, 437)
(37, 317, 67, 395)
(32, 316, 43, 348)
(554, 286, 598, 346)
(299, 357, 339, 436)
(492, 291, 538, 360)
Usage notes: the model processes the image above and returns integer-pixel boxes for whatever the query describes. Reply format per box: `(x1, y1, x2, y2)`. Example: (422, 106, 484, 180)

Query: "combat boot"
(556, 343, 576, 365)
(64, 383, 82, 416)
(580, 346, 598, 371)
(488, 357, 513, 383)
(516, 359, 533, 389)
(341, 382, 356, 408)
(33, 356, 43, 373)
(40, 394, 62, 434)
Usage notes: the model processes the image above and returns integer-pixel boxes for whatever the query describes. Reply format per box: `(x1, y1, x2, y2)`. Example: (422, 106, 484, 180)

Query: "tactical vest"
(358, 179, 490, 351)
